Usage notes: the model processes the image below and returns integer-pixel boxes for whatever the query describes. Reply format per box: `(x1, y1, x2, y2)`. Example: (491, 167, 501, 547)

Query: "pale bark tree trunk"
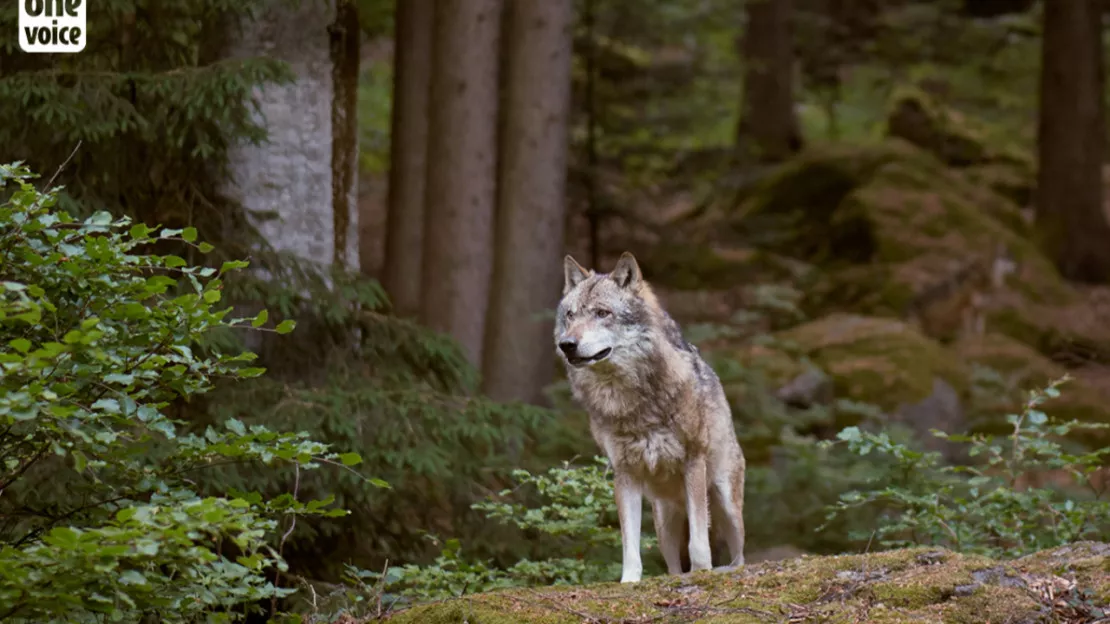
(481, 0, 575, 404)
(420, 0, 502, 367)
(382, 0, 434, 317)
(737, 0, 802, 163)
(1035, 0, 1110, 283)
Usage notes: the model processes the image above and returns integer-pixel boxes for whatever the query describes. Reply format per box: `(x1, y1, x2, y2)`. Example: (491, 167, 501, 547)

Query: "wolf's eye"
(565, 308, 575, 319)
(595, 309, 612, 319)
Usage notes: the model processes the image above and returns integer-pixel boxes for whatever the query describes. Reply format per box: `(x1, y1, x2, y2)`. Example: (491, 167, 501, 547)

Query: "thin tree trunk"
(584, 0, 602, 268)
(1035, 0, 1110, 283)
(330, 0, 360, 270)
(382, 0, 434, 316)
(481, 0, 575, 404)
(737, 0, 802, 163)
(420, 0, 502, 367)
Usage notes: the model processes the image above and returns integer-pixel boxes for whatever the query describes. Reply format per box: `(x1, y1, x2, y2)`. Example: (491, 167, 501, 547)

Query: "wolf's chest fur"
(573, 373, 692, 481)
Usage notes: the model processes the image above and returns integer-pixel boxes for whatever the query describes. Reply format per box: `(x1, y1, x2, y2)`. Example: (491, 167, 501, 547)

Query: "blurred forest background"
(3, 0, 1110, 621)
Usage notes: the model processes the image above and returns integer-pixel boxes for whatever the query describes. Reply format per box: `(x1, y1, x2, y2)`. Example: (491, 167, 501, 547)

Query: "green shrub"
(822, 376, 1110, 558)
(0, 163, 377, 622)
(340, 457, 650, 605)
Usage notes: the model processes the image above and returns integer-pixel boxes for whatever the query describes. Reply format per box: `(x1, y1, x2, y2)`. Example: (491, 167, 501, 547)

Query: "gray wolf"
(555, 251, 746, 583)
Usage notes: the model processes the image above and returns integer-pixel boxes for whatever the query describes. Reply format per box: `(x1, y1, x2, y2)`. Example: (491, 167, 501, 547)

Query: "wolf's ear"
(611, 252, 642, 290)
(563, 255, 590, 294)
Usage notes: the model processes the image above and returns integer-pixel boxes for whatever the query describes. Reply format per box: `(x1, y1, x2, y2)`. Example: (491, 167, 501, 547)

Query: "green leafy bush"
(0, 163, 376, 622)
(347, 457, 649, 603)
(822, 376, 1110, 558)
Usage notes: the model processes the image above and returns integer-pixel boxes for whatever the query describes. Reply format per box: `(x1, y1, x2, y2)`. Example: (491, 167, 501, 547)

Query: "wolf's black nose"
(559, 340, 578, 356)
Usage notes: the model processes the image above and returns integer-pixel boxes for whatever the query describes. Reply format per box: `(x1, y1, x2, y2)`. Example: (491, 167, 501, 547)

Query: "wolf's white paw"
(620, 569, 643, 583)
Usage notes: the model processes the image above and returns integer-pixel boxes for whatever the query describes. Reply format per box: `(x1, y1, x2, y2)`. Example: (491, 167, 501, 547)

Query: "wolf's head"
(555, 252, 655, 370)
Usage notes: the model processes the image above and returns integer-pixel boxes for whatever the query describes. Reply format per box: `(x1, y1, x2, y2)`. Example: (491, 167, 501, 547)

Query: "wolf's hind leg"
(711, 457, 746, 567)
(684, 456, 713, 572)
(652, 499, 685, 575)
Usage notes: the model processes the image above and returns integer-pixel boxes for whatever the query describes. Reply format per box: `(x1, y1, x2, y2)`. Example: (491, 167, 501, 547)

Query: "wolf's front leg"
(614, 471, 643, 583)
(684, 456, 713, 572)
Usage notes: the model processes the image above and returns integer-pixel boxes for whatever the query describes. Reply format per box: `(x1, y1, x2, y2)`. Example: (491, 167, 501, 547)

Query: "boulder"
(953, 332, 1110, 440)
(887, 86, 991, 167)
(640, 242, 811, 292)
(885, 86, 1034, 181)
(773, 314, 971, 412)
(723, 140, 1110, 366)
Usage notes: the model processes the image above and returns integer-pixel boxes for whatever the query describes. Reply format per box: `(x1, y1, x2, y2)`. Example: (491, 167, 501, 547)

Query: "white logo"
(19, 0, 86, 53)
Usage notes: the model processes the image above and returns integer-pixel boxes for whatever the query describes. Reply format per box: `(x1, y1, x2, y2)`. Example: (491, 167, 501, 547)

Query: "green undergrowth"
(0, 163, 377, 622)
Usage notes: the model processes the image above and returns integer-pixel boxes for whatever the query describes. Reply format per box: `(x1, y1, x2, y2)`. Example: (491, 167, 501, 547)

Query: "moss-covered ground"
(377, 543, 1110, 623)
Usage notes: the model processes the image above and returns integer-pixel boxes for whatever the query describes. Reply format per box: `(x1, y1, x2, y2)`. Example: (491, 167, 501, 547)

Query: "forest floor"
(373, 542, 1110, 623)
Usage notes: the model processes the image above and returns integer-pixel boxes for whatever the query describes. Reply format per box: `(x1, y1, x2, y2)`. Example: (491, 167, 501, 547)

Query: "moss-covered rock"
(984, 289, 1110, 365)
(954, 332, 1110, 439)
(885, 87, 1034, 177)
(377, 544, 1110, 623)
(963, 161, 1034, 208)
(726, 140, 944, 263)
(887, 87, 991, 167)
(638, 243, 761, 290)
(721, 139, 1110, 367)
(728, 140, 1033, 268)
(955, 332, 1065, 389)
(639, 241, 823, 293)
(773, 314, 971, 411)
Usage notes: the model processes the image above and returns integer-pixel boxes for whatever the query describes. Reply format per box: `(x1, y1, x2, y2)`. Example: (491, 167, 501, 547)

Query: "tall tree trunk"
(1036, 0, 1110, 283)
(737, 0, 802, 163)
(330, 0, 361, 269)
(382, 0, 434, 316)
(481, 0, 575, 404)
(420, 0, 502, 367)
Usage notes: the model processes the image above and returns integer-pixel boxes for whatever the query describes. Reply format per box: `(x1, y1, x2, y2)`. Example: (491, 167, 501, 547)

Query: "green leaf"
(203, 290, 221, 303)
(129, 223, 150, 239)
(275, 320, 296, 335)
(164, 255, 188, 268)
(227, 418, 246, 436)
(86, 211, 113, 226)
(198, 242, 215, 254)
(251, 309, 268, 328)
(92, 398, 121, 413)
(182, 227, 198, 242)
(104, 373, 135, 385)
(339, 452, 362, 466)
(220, 260, 250, 273)
(72, 450, 88, 473)
(118, 570, 148, 586)
(9, 338, 31, 353)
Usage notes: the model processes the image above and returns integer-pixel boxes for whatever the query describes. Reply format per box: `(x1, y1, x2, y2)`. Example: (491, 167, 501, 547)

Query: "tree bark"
(420, 0, 502, 367)
(1035, 0, 1110, 283)
(382, 0, 434, 316)
(737, 0, 802, 163)
(330, 0, 361, 270)
(481, 0, 575, 404)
